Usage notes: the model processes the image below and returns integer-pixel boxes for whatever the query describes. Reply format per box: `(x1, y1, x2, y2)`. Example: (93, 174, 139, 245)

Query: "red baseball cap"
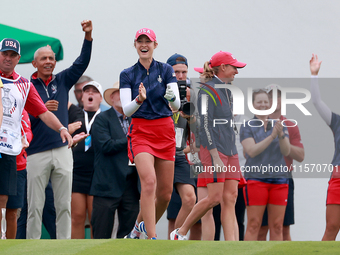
(194, 67, 204, 73)
(210, 51, 246, 68)
(134, 28, 157, 42)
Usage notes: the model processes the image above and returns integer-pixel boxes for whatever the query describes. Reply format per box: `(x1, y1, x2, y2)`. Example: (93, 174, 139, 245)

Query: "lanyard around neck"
(84, 109, 101, 134)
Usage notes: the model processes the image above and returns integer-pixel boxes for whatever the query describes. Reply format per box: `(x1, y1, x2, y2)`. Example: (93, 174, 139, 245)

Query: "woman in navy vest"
(241, 89, 290, 241)
(120, 28, 180, 239)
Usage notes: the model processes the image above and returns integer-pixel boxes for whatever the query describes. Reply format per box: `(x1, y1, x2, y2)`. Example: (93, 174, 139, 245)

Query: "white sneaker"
(124, 222, 141, 239)
(138, 221, 148, 239)
(170, 228, 188, 240)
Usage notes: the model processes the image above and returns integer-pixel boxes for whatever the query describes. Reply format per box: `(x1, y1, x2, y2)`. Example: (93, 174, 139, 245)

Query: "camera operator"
(166, 54, 201, 240)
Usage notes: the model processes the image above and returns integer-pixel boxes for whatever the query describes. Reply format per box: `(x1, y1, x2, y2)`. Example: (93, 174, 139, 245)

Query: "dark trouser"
(91, 175, 139, 239)
(16, 180, 56, 239)
(213, 204, 221, 241)
(235, 187, 246, 240)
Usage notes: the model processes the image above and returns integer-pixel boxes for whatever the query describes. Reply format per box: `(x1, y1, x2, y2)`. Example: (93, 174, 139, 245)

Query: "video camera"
(177, 80, 195, 116)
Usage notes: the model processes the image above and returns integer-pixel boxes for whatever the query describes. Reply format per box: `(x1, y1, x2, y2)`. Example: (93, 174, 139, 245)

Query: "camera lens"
(182, 102, 195, 116)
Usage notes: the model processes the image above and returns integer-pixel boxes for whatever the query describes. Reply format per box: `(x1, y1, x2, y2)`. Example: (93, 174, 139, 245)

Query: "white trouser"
(26, 146, 73, 239)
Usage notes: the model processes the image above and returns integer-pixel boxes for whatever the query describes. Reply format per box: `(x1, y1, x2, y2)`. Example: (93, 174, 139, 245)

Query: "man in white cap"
(69, 80, 103, 238)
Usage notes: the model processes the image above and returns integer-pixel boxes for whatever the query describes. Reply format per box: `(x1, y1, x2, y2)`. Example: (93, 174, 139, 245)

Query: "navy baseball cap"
(167, 53, 188, 67)
(0, 38, 21, 55)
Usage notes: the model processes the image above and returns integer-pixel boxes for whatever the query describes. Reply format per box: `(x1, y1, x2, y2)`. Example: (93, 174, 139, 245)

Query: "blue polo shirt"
(240, 117, 290, 184)
(119, 59, 177, 120)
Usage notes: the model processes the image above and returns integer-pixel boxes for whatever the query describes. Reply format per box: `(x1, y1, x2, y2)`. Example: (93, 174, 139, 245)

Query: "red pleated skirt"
(127, 117, 176, 163)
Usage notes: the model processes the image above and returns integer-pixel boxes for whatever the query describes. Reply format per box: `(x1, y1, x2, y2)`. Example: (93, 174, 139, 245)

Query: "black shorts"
(261, 178, 295, 226)
(173, 155, 196, 188)
(167, 189, 181, 219)
(167, 155, 197, 220)
(7, 169, 26, 209)
(0, 153, 17, 196)
(72, 167, 94, 194)
(167, 178, 201, 224)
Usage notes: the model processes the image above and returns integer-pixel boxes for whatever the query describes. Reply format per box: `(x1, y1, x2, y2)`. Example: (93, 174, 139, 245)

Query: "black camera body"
(177, 80, 195, 116)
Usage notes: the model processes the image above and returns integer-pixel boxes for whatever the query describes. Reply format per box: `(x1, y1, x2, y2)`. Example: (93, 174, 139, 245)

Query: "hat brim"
(104, 88, 119, 106)
(231, 61, 247, 68)
(82, 84, 100, 92)
(0, 48, 20, 55)
(194, 67, 204, 73)
(135, 34, 156, 42)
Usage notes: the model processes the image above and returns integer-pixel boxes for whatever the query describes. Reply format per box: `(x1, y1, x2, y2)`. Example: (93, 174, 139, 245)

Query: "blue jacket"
(27, 39, 92, 155)
(197, 77, 237, 156)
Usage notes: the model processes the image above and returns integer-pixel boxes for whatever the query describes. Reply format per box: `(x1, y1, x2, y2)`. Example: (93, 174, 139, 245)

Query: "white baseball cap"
(82, 81, 103, 97)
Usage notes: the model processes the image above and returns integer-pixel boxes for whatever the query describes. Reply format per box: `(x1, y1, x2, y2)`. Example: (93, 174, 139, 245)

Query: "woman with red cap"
(120, 28, 180, 239)
(171, 51, 246, 240)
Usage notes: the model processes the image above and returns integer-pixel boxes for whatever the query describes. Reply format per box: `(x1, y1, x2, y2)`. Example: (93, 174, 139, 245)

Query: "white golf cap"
(82, 81, 103, 97)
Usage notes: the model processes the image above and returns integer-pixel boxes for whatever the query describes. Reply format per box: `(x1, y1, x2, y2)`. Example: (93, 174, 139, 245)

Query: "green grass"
(0, 240, 340, 255)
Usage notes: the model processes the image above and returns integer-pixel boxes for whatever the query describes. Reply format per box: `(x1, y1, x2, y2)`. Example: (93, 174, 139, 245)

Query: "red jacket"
(16, 109, 33, 171)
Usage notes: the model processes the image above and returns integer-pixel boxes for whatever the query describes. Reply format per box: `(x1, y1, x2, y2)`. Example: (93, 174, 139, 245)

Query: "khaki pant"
(26, 146, 73, 239)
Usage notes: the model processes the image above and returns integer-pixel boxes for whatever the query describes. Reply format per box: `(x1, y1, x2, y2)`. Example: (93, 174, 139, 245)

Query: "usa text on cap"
(134, 28, 156, 42)
(0, 38, 20, 55)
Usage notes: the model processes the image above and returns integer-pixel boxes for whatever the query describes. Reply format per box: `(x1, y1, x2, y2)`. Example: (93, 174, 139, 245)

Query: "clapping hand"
(138, 83, 146, 102)
(272, 121, 284, 139)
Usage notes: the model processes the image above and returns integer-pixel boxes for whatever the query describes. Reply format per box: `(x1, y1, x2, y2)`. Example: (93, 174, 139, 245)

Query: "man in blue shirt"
(26, 20, 93, 239)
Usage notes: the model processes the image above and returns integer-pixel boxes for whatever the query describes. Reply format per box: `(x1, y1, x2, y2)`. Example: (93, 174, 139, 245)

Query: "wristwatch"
(168, 95, 176, 102)
(59, 126, 68, 133)
(135, 96, 143, 105)
(279, 133, 286, 140)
